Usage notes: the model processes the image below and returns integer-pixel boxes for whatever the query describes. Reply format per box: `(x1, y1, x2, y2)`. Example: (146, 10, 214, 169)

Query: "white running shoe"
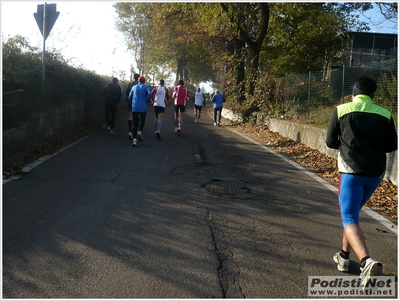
(137, 131, 144, 142)
(132, 138, 137, 147)
(360, 258, 382, 280)
(333, 252, 349, 272)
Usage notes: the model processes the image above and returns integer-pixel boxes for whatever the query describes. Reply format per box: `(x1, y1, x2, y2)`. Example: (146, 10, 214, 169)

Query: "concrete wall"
(3, 83, 130, 162)
(3, 89, 131, 162)
(222, 109, 398, 185)
(3, 99, 86, 158)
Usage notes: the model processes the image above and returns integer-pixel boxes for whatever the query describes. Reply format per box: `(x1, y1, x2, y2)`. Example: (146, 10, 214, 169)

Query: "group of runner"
(102, 75, 226, 146)
(101, 75, 398, 285)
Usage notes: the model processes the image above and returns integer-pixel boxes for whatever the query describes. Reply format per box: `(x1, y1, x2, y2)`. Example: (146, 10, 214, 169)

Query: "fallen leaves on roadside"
(226, 121, 398, 224)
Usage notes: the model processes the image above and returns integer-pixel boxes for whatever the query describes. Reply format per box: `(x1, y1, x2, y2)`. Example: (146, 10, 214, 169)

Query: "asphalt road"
(2, 101, 397, 298)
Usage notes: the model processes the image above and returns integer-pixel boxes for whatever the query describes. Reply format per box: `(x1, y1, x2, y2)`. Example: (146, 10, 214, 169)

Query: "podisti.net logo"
(308, 276, 395, 297)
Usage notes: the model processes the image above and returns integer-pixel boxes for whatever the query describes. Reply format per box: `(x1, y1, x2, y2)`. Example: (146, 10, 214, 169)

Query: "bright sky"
(1, 1, 398, 83)
(1, 1, 135, 80)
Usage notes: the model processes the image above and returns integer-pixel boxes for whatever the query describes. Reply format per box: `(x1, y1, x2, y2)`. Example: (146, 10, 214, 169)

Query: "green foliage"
(3, 36, 43, 126)
(375, 72, 398, 114)
(217, 3, 270, 96)
(225, 71, 282, 123)
(2, 35, 108, 129)
(2, 35, 42, 84)
(265, 3, 350, 76)
(279, 70, 398, 129)
(114, 2, 383, 108)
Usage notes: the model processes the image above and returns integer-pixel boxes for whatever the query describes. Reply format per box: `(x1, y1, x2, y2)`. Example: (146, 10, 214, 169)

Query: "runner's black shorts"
(174, 105, 186, 113)
(154, 106, 165, 114)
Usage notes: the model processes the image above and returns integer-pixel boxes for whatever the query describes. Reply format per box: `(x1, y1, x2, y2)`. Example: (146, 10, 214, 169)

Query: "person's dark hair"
(353, 76, 377, 98)
(112, 77, 118, 83)
(178, 79, 184, 85)
(134, 73, 140, 81)
(160, 79, 165, 85)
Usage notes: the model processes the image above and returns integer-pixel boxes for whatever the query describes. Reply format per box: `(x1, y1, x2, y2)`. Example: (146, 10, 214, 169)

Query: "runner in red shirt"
(172, 79, 190, 136)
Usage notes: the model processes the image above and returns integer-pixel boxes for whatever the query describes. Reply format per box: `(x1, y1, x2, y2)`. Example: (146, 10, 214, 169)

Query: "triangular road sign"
(34, 4, 60, 41)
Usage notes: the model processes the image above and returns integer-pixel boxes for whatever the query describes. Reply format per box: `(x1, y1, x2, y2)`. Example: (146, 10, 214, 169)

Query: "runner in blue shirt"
(212, 90, 226, 127)
(128, 76, 152, 147)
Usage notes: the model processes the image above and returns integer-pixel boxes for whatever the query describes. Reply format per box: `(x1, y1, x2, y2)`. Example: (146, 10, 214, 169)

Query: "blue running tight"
(338, 173, 381, 228)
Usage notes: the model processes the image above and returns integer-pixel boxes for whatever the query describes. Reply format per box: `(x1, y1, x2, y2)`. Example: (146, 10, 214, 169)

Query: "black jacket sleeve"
(325, 109, 341, 150)
(116, 85, 122, 104)
(384, 116, 398, 153)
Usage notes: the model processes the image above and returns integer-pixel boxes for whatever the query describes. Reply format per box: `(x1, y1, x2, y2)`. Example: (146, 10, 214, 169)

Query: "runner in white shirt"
(151, 79, 169, 140)
(194, 88, 204, 123)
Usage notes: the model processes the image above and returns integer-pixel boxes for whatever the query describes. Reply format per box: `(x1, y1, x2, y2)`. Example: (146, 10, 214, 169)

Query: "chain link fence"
(278, 60, 398, 124)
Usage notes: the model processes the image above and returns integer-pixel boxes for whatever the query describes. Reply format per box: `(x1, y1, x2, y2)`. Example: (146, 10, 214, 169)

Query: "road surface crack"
(206, 207, 245, 298)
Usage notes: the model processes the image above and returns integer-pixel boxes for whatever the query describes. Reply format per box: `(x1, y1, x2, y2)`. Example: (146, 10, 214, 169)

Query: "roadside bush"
(2, 35, 108, 130)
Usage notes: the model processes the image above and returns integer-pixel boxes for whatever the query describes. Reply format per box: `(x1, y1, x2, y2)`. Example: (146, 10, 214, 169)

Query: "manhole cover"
(202, 179, 250, 196)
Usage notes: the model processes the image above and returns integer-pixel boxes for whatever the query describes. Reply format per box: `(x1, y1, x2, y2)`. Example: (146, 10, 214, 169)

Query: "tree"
(352, 2, 398, 32)
(115, 2, 215, 86)
(220, 3, 270, 97)
(376, 2, 398, 19)
(264, 3, 352, 76)
(114, 2, 396, 110)
(148, 3, 217, 85)
(114, 3, 153, 75)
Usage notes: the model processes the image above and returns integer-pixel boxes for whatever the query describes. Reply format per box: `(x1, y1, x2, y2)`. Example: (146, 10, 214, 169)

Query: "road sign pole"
(42, 3, 47, 86)
(34, 2, 59, 88)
